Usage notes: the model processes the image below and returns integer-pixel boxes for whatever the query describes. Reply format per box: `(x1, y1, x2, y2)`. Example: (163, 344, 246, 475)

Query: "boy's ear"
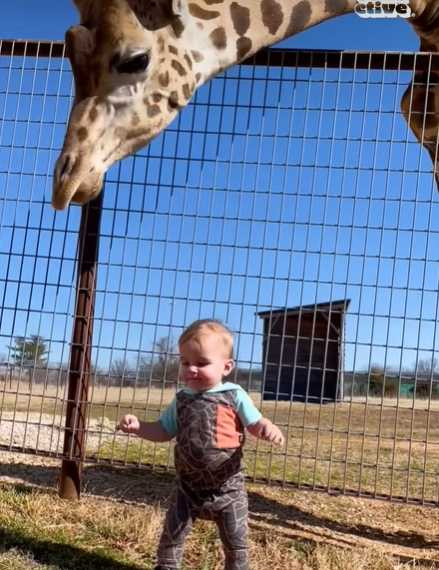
(223, 359, 235, 376)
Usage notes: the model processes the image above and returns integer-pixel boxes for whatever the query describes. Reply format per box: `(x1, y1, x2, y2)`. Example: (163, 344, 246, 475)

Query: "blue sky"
(0, 1, 419, 50)
(1, 3, 438, 379)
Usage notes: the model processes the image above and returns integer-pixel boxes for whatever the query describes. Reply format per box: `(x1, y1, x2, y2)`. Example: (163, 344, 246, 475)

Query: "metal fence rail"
(1, 40, 439, 504)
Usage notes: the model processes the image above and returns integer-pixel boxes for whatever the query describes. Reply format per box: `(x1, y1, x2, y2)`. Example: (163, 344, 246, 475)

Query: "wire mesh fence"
(1, 40, 439, 504)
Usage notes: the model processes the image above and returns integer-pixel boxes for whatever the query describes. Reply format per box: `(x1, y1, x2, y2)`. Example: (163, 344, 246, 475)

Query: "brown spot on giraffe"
(172, 59, 187, 76)
(168, 91, 180, 110)
(152, 93, 163, 103)
(77, 127, 88, 142)
(182, 83, 192, 100)
(184, 54, 193, 69)
(285, 1, 312, 36)
(147, 104, 161, 118)
(88, 107, 98, 122)
(169, 45, 178, 55)
(325, 0, 349, 14)
(189, 4, 220, 19)
(237, 37, 252, 61)
(261, 0, 284, 35)
(210, 27, 227, 50)
(158, 71, 170, 87)
(157, 36, 165, 53)
(230, 3, 250, 36)
(191, 50, 204, 63)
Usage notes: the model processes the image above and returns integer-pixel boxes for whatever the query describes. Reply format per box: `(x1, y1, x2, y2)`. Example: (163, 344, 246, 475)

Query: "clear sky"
(1, 2, 438, 380)
(0, 1, 419, 50)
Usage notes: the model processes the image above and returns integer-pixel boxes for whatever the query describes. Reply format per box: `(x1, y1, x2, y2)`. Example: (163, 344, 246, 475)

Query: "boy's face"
(179, 334, 234, 392)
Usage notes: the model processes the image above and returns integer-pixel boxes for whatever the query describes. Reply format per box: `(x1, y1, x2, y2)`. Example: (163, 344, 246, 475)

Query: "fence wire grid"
(1, 40, 439, 504)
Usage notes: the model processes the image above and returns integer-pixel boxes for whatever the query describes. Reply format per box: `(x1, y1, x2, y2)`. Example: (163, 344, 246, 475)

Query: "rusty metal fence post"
(59, 193, 103, 499)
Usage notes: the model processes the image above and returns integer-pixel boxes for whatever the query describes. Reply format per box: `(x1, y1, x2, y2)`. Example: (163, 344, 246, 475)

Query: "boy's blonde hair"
(179, 319, 234, 359)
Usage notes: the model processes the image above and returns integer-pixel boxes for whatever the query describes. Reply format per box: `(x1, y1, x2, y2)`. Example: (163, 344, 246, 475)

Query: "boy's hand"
(248, 418, 285, 446)
(117, 414, 141, 435)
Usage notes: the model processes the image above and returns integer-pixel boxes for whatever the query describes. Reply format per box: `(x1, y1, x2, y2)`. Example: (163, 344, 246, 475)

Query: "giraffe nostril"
(58, 155, 72, 179)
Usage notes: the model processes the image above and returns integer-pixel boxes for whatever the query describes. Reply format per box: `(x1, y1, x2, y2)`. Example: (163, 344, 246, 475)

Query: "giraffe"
(52, 0, 439, 210)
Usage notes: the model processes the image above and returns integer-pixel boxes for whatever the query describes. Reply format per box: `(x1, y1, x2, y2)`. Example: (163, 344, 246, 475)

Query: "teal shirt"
(159, 381, 262, 438)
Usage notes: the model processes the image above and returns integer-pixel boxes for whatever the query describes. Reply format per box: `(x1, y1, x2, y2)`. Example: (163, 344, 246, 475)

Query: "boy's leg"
(155, 486, 195, 570)
(215, 488, 249, 570)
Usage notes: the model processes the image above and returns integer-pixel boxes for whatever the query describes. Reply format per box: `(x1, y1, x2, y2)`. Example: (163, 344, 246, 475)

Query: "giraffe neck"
(168, 0, 359, 85)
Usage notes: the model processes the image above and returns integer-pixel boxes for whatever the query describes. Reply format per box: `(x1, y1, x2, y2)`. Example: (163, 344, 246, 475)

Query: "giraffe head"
(52, 0, 204, 210)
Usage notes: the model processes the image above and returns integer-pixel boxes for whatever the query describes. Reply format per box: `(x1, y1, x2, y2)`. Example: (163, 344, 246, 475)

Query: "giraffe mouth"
(52, 152, 104, 210)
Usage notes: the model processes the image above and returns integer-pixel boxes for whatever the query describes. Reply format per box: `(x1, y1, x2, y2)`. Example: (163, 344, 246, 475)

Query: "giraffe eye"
(112, 53, 150, 74)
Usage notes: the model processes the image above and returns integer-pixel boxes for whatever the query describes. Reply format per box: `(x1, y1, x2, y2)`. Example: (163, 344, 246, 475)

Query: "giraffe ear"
(65, 26, 96, 102)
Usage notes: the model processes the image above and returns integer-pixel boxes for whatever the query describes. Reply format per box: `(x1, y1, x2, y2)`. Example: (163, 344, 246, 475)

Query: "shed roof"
(257, 299, 351, 319)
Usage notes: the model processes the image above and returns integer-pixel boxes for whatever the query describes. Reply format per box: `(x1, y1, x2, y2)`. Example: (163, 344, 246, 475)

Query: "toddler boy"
(118, 319, 284, 570)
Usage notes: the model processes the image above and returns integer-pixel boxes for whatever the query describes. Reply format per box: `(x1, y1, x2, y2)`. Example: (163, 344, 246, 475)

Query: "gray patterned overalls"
(156, 389, 249, 570)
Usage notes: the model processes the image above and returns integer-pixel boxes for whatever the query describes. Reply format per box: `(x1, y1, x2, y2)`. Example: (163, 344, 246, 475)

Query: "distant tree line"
(0, 334, 262, 391)
(1, 334, 437, 399)
(344, 358, 439, 399)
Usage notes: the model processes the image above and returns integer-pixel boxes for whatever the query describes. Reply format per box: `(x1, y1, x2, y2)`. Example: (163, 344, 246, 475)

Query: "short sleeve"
(234, 387, 262, 427)
(159, 396, 177, 437)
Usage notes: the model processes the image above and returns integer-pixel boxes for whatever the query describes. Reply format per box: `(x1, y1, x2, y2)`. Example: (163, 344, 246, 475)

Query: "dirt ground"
(0, 451, 438, 567)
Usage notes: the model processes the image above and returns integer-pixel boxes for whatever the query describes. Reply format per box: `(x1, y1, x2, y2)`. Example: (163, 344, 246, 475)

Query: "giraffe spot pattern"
(230, 2, 250, 36)
(325, 0, 349, 14)
(168, 91, 180, 110)
(261, 0, 284, 35)
(169, 45, 178, 55)
(236, 37, 252, 61)
(88, 107, 98, 122)
(147, 104, 161, 117)
(191, 50, 204, 62)
(189, 3, 220, 19)
(182, 83, 192, 100)
(157, 36, 165, 53)
(172, 59, 187, 76)
(285, 0, 312, 36)
(158, 71, 170, 86)
(77, 127, 88, 142)
(210, 27, 227, 50)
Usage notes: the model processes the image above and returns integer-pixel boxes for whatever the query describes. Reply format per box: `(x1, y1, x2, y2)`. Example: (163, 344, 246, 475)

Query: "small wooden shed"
(258, 299, 350, 402)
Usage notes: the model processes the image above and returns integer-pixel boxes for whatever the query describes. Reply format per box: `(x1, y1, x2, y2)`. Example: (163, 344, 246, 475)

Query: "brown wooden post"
(59, 193, 103, 499)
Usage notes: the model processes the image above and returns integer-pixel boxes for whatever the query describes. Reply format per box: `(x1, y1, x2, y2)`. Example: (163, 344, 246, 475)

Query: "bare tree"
(152, 336, 180, 384)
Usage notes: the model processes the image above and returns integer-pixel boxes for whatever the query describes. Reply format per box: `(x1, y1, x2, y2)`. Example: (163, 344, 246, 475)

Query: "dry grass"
(2, 382, 439, 503)
(0, 454, 439, 569)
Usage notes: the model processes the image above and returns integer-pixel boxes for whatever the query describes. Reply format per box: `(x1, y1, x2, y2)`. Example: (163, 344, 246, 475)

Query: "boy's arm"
(233, 386, 285, 446)
(247, 417, 285, 446)
(117, 414, 173, 442)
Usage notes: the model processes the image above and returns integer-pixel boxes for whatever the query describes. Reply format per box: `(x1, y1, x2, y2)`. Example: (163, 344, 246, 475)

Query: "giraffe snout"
(52, 151, 104, 210)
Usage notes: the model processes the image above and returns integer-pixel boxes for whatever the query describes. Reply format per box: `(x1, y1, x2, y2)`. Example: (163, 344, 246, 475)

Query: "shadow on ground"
(0, 525, 143, 570)
(0, 460, 438, 566)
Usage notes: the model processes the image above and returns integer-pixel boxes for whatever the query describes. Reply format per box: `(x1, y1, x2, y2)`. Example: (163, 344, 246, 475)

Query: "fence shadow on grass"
(0, 525, 143, 570)
(0, 460, 175, 503)
(248, 489, 439, 564)
(1, 459, 439, 565)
